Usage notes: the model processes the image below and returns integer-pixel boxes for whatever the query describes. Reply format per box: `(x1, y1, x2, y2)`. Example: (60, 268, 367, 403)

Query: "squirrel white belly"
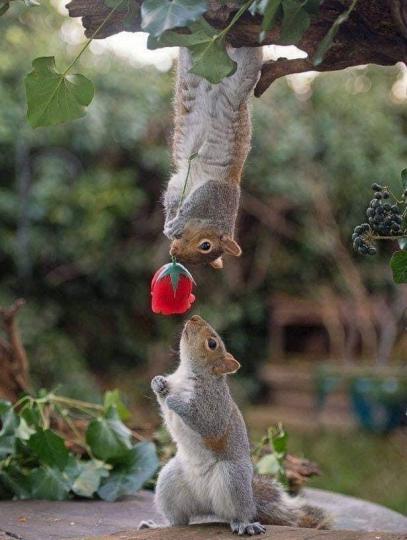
(142, 316, 331, 536)
(164, 47, 262, 269)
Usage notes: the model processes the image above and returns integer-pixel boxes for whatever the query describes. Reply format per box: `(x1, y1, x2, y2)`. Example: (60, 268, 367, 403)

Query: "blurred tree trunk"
(66, 0, 406, 96)
(0, 300, 30, 402)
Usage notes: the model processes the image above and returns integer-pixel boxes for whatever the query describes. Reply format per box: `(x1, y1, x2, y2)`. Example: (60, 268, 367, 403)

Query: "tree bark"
(66, 0, 406, 95)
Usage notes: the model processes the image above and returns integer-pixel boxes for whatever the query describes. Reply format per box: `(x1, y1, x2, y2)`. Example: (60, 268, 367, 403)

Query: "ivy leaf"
(401, 168, 407, 190)
(29, 466, 71, 500)
(97, 442, 159, 501)
(72, 460, 110, 498)
(148, 18, 236, 84)
(390, 251, 407, 284)
(25, 57, 94, 128)
(141, 0, 207, 37)
(104, 389, 131, 422)
(313, 0, 357, 66)
(260, 0, 282, 42)
(270, 427, 287, 455)
(279, 0, 310, 45)
(86, 405, 132, 462)
(27, 428, 70, 470)
(0, 1, 10, 16)
(0, 464, 32, 499)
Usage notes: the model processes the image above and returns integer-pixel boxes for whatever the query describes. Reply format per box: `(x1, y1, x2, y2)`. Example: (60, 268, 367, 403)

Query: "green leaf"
(86, 406, 132, 462)
(0, 1, 10, 16)
(97, 442, 159, 501)
(148, 19, 236, 84)
(25, 57, 94, 128)
(255, 453, 280, 476)
(303, 0, 320, 14)
(401, 168, 407, 190)
(270, 426, 287, 455)
(27, 428, 70, 470)
(189, 35, 236, 83)
(29, 466, 71, 500)
(104, 390, 131, 422)
(15, 417, 35, 441)
(256, 0, 282, 42)
(313, 0, 357, 66)
(141, 0, 207, 37)
(390, 251, 407, 284)
(0, 464, 32, 499)
(72, 460, 110, 498)
(279, 0, 310, 45)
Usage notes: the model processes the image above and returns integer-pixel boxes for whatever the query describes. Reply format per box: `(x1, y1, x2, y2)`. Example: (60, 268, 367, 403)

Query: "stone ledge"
(82, 524, 407, 540)
(0, 489, 405, 540)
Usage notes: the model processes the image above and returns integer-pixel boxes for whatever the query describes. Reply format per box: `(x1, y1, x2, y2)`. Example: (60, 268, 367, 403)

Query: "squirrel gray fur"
(141, 315, 331, 536)
(164, 47, 262, 269)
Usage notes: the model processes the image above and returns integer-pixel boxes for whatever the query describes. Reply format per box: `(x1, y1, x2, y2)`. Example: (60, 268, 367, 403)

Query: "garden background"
(0, 0, 406, 514)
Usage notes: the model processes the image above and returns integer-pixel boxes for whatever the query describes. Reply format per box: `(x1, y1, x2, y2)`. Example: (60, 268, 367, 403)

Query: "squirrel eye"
(207, 338, 218, 350)
(199, 241, 212, 252)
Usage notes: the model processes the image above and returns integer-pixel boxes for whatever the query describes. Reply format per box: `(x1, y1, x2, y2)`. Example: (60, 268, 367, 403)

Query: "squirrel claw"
(151, 375, 169, 397)
(138, 520, 159, 529)
(231, 521, 266, 536)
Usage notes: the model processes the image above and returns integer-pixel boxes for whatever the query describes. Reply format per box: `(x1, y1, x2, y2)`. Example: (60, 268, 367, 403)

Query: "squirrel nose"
(190, 315, 204, 324)
(169, 243, 178, 256)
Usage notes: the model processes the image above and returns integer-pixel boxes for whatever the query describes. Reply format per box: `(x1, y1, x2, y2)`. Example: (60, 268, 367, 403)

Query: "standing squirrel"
(143, 315, 330, 535)
(164, 47, 262, 269)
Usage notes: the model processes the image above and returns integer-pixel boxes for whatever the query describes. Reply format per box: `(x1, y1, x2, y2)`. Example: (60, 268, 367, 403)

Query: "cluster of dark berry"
(352, 224, 376, 255)
(352, 183, 405, 256)
(365, 183, 402, 236)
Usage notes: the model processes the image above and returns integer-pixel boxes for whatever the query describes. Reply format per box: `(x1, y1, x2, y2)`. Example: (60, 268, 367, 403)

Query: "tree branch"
(66, 0, 406, 96)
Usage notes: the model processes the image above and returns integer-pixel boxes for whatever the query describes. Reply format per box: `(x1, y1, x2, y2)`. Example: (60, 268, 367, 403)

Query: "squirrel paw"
(138, 520, 159, 529)
(164, 217, 183, 239)
(230, 521, 266, 536)
(151, 375, 169, 397)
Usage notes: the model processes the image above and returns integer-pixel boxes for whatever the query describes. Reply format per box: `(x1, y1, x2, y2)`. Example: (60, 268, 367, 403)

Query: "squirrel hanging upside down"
(164, 47, 262, 269)
(141, 315, 331, 535)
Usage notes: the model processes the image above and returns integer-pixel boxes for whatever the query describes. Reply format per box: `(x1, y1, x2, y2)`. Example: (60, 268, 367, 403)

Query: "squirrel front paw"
(164, 217, 184, 239)
(151, 375, 169, 397)
(230, 521, 266, 536)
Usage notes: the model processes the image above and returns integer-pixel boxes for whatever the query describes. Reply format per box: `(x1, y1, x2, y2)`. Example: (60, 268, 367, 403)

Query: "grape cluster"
(352, 183, 405, 256)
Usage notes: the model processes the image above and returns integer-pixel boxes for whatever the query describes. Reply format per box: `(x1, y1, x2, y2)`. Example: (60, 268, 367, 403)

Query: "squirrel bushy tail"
(253, 475, 331, 529)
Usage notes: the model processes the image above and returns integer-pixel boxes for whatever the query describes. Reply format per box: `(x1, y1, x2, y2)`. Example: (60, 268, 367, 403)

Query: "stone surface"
(0, 489, 405, 540)
(86, 525, 407, 540)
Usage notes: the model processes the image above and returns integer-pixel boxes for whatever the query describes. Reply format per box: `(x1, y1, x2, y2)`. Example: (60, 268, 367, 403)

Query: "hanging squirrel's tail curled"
(253, 475, 332, 529)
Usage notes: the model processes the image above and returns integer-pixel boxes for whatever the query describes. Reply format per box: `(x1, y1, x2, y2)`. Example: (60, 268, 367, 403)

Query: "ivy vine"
(1, 0, 358, 127)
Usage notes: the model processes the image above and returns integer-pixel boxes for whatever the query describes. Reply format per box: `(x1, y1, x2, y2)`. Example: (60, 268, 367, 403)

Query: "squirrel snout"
(188, 315, 204, 326)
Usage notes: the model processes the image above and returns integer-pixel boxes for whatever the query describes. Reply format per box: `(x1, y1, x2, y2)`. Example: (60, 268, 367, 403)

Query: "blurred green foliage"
(0, 2, 406, 402)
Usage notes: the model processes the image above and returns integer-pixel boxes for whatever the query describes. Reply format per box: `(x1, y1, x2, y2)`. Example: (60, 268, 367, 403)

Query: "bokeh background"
(1, 1, 406, 513)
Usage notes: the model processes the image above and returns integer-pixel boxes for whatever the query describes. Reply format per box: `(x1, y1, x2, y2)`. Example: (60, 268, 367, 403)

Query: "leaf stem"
(178, 152, 198, 211)
(219, 0, 255, 38)
(63, 0, 126, 77)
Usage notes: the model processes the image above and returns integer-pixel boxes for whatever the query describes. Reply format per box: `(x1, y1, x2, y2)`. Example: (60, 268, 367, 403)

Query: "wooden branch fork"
(0, 299, 31, 402)
(66, 0, 407, 96)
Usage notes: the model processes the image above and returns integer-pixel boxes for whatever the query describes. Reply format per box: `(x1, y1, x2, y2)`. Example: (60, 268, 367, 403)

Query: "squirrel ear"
(218, 353, 241, 375)
(210, 256, 224, 269)
(221, 236, 242, 257)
